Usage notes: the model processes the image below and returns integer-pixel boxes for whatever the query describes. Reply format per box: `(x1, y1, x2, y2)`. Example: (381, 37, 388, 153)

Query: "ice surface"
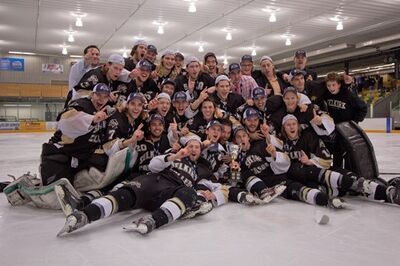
(0, 133, 399, 266)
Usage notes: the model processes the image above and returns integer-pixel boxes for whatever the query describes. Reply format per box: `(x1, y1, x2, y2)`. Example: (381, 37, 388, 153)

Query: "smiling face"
(107, 63, 124, 81)
(157, 98, 171, 116)
(229, 70, 241, 85)
(294, 55, 307, 70)
(326, 80, 341, 95)
(145, 50, 157, 63)
(205, 56, 217, 73)
(149, 120, 164, 139)
(85, 47, 100, 67)
(127, 98, 144, 119)
(186, 140, 202, 161)
(291, 74, 305, 93)
(234, 130, 250, 151)
(162, 84, 175, 96)
(240, 61, 253, 75)
(283, 118, 300, 140)
(201, 100, 215, 120)
(283, 91, 299, 112)
(254, 96, 267, 111)
(91, 92, 109, 110)
(206, 125, 222, 143)
(162, 54, 176, 70)
(136, 68, 151, 83)
(243, 116, 259, 133)
(173, 100, 188, 116)
(216, 80, 231, 100)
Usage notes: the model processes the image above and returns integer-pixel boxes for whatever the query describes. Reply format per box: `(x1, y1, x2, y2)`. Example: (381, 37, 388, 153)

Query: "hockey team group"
(2, 40, 399, 237)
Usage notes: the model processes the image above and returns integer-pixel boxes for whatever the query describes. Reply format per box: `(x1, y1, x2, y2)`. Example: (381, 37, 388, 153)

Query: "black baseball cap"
(252, 87, 266, 99)
(148, 113, 165, 124)
(92, 83, 111, 94)
(147, 44, 158, 55)
(204, 52, 217, 63)
(161, 78, 176, 87)
(294, 49, 307, 57)
(172, 91, 188, 102)
(136, 59, 153, 72)
(228, 63, 241, 74)
(282, 86, 297, 97)
(127, 92, 146, 103)
(243, 107, 260, 120)
(241, 55, 253, 63)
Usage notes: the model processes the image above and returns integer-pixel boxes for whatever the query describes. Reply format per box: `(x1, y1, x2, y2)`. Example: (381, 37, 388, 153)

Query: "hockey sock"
(81, 190, 103, 207)
(228, 187, 246, 203)
(362, 180, 387, 201)
(83, 188, 135, 222)
(246, 176, 266, 195)
(300, 187, 328, 206)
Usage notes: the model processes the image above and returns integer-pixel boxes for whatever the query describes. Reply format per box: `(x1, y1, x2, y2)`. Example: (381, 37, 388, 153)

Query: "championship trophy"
(227, 143, 241, 186)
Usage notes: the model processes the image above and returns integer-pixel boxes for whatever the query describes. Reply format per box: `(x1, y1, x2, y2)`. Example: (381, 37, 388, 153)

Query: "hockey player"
(56, 135, 216, 236)
(280, 114, 400, 206)
(129, 59, 160, 102)
(255, 56, 288, 97)
(228, 63, 259, 100)
(40, 83, 112, 186)
(131, 113, 171, 177)
(160, 78, 176, 97)
(175, 56, 214, 100)
(155, 50, 180, 88)
(124, 39, 148, 71)
(209, 75, 245, 116)
(72, 54, 125, 101)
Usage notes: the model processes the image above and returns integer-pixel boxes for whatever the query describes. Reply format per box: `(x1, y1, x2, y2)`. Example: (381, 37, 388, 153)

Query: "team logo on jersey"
(117, 84, 128, 94)
(87, 75, 99, 85)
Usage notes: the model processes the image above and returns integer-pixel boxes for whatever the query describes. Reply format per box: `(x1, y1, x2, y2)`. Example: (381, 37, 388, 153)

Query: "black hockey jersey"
(174, 72, 214, 100)
(74, 66, 112, 92)
(50, 97, 107, 160)
(210, 92, 245, 116)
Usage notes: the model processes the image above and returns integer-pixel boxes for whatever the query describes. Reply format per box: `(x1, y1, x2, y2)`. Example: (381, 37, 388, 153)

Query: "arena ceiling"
(1, 0, 400, 69)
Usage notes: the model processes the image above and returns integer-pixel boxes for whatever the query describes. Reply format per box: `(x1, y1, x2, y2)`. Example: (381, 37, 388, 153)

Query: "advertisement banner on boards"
(0, 58, 25, 71)
(42, 63, 64, 74)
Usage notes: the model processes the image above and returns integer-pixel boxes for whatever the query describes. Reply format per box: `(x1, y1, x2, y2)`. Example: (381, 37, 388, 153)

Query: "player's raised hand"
(175, 147, 190, 159)
(93, 107, 108, 123)
(266, 143, 276, 158)
(132, 123, 144, 142)
(311, 108, 322, 125)
(299, 150, 312, 165)
(170, 118, 178, 134)
(180, 122, 190, 136)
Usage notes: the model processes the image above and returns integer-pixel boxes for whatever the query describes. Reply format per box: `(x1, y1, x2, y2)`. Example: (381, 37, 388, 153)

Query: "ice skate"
(181, 201, 213, 219)
(123, 215, 156, 235)
(57, 211, 89, 237)
(328, 197, 348, 209)
(55, 184, 83, 216)
(259, 184, 286, 204)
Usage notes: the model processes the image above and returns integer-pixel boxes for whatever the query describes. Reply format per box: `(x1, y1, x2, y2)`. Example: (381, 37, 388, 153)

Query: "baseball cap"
(161, 78, 176, 87)
(172, 91, 188, 102)
(215, 75, 230, 86)
(294, 49, 307, 58)
(232, 125, 248, 138)
(136, 59, 153, 72)
(282, 114, 298, 125)
(108, 54, 125, 66)
(134, 39, 147, 47)
(288, 69, 307, 82)
(206, 120, 223, 130)
(243, 108, 260, 120)
(282, 86, 298, 97)
(204, 52, 217, 62)
(92, 83, 111, 94)
(241, 55, 253, 63)
(259, 56, 273, 65)
(180, 133, 202, 146)
(162, 49, 175, 57)
(147, 44, 158, 55)
(157, 92, 171, 102)
(127, 92, 146, 103)
(175, 52, 184, 60)
(252, 87, 266, 99)
(228, 63, 241, 74)
(148, 113, 165, 124)
(186, 56, 200, 66)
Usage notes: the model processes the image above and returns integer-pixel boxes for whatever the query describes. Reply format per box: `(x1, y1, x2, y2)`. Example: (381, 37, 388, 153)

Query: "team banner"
(0, 57, 24, 71)
(42, 63, 64, 74)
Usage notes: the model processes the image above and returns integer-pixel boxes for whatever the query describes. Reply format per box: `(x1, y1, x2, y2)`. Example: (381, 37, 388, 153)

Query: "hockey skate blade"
(262, 185, 286, 204)
(122, 223, 148, 234)
(315, 212, 330, 225)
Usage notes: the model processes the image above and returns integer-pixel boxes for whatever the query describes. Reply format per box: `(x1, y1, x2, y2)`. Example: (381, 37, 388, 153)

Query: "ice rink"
(0, 132, 399, 266)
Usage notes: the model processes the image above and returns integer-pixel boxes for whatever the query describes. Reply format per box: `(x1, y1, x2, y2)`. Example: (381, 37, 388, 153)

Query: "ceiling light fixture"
(65, 30, 76, 43)
(153, 21, 167, 35)
(281, 33, 295, 46)
(262, 6, 279, 23)
(285, 38, 291, 46)
(189, 2, 196, 13)
(198, 45, 204, 52)
(226, 32, 232, 41)
(336, 21, 343, 30)
(251, 48, 257, 56)
(8, 51, 36, 55)
(62, 47, 68, 55)
(71, 12, 87, 27)
(223, 57, 228, 65)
